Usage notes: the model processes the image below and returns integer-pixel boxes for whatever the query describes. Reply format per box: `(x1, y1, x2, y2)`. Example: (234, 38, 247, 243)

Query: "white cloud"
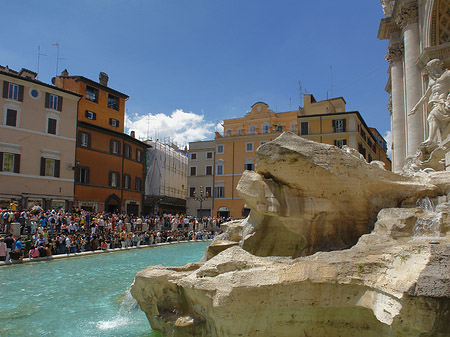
(384, 130, 392, 159)
(215, 121, 224, 133)
(125, 109, 215, 147)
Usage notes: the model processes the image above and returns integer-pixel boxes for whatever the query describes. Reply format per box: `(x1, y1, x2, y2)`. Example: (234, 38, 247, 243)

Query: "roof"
(0, 69, 82, 98)
(59, 75, 129, 99)
(78, 121, 150, 147)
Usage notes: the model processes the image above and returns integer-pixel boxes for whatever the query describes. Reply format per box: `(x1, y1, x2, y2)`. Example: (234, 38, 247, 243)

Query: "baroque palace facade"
(379, 0, 450, 172)
(188, 94, 390, 218)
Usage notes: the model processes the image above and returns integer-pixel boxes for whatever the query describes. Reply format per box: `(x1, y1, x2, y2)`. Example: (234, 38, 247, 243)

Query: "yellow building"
(211, 95, 391, 218)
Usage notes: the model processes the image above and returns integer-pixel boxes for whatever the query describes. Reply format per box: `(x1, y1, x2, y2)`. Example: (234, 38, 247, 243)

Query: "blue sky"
(1, 0, 391, 150)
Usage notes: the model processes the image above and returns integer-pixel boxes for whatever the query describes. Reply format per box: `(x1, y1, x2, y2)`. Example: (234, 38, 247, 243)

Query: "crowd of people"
(0, 206, 229, 263)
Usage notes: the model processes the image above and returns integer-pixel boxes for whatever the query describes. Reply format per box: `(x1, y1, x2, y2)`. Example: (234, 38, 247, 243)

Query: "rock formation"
(131, 132, 450, 337)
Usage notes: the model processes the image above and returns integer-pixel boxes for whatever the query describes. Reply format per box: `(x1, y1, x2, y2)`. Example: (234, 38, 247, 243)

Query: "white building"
(144, 140, 188, 214)
(379, 0, 450, 172)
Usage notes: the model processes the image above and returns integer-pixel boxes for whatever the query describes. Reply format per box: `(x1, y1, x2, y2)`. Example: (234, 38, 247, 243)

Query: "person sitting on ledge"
(9, 248, 23, 263)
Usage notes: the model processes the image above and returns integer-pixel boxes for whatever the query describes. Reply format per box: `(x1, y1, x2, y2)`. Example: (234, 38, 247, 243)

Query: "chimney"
(99, 72, 109, 86)
(61, 69, 69, 77)
(130, 131, 135, 138)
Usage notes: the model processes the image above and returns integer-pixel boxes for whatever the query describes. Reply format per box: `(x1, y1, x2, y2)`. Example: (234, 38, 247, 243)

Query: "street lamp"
(193, 186, 209, 218)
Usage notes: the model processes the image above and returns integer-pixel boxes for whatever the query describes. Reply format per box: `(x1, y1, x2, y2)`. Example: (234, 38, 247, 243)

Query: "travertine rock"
(132, 133, 450, 336)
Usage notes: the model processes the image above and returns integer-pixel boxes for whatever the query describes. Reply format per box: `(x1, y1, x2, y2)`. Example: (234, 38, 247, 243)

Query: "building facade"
(0, 66, 80, 209)
(205, 96, 390, 218)
(186, 140, 215, 217)
(379, 0, 450, 172)
(55, 71, 147, 214)
(144, 140, 188, 215)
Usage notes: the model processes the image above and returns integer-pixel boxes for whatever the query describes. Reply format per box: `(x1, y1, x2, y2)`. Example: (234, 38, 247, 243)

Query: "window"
(79, 132, 90, 148)
(47, 118, 57, 135)
(110, 140, 120, 154)
(77, 167, 90, 184)
(214, 186, 225, 198)
(190, 166, 197, 176)
(300, 122, 309, 135)
(6, 109, 17, 126)
(368, 154, 373, 163)
(358, 143, 366, 159)
(249, 125, 256, 135)
(236, 129, 242, 135)
(189, 187, 196, 197)
(123, 174, 131, 189)
(45, 93, 62, 111)
(85, 86, 98, 102)
(334, 139, 347, 149)
(217, 144, 224, 154)
(261, 123, 269, 134)
(2, 82, 23, 101)
(136, 149, 143, 162)
(40, 157, 60, 177)
(108, 94, 119, 110)
(246, 142, 253, 152)
(206, 151, 213, 159)
(260, 141, 267, 146)
(244, 158, 254, 171)
(290, 123, 297, 132)
(109, 118, 119, 127)
(216, 160, 224, 175)
(191, 153, 197, 160)
(275, 125, 283, 132)
(205, 186, 212, 197)
(109, 171, 120, 187)
(332, 119, 346, 133)
(206, 165, 213, 175)
(135, 177, 142, 191)
(0, 153, 20, 173)
(124, 144, 132, 159)
(85, 110, 96, 120)
(226, 129, 232, 136)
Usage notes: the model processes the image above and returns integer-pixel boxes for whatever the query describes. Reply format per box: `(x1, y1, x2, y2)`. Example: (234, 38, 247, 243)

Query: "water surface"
(0, 242, 209, 336)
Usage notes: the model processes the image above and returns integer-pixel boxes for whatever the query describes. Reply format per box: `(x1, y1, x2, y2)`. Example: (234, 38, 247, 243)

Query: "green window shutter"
(40, 157, 46, 176)
(13, 154, 20, 173)
(57, 96, 63, 111)
(2, 81, 9, 98)
(45, 93, 50, 108)
(18, 85, 24, 102)
(54, 160, 60, 177)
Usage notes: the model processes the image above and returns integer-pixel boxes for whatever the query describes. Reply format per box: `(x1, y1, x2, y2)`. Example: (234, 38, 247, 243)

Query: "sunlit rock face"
(131, 132, 450, 337)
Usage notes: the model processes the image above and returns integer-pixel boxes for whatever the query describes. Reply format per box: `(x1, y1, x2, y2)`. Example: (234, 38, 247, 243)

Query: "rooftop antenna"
(289, 97, 292, 111)
(37, 45, 47, 80)
(298, 81, 303, 107)
(52, 43, 66, 76)
(330, 65, 334, 98)
(147, 115, 150, 140)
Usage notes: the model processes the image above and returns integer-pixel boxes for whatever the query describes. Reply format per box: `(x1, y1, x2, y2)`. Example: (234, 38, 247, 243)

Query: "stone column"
(386, 47, 406, 172)
(396, 3, 423, 156)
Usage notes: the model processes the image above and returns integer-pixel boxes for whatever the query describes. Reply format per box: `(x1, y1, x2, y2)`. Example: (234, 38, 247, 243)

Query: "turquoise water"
(0, 242, 210, 337)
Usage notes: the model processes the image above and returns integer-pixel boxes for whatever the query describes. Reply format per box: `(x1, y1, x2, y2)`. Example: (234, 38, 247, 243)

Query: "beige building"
(186, 140, 215, 217)
(379, 0, 450, 172)
(208, 95, 390, 218)
(0, 66, 80, 209)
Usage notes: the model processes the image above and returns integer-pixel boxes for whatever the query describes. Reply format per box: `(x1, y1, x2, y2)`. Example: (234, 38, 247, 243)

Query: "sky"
(1, 0, 392, 153)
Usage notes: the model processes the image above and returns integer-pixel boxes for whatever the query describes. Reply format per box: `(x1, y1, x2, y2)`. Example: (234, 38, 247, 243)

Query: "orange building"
(55, 71, 148, 214)
(210, 95, 391, 218)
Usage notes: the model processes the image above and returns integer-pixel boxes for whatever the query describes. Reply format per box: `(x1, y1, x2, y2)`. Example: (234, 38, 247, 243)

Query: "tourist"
(9, 248, 23, 263)
(0, 237, 7, 261)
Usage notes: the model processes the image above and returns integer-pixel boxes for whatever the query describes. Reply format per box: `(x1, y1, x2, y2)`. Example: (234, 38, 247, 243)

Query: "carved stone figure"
(380, 0, 393, 17)
(410, 59, 450, 146)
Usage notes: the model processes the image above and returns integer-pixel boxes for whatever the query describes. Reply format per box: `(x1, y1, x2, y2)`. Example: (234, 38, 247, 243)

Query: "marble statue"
(380, 0, 393, 17)
(410, 59, 450, 146)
